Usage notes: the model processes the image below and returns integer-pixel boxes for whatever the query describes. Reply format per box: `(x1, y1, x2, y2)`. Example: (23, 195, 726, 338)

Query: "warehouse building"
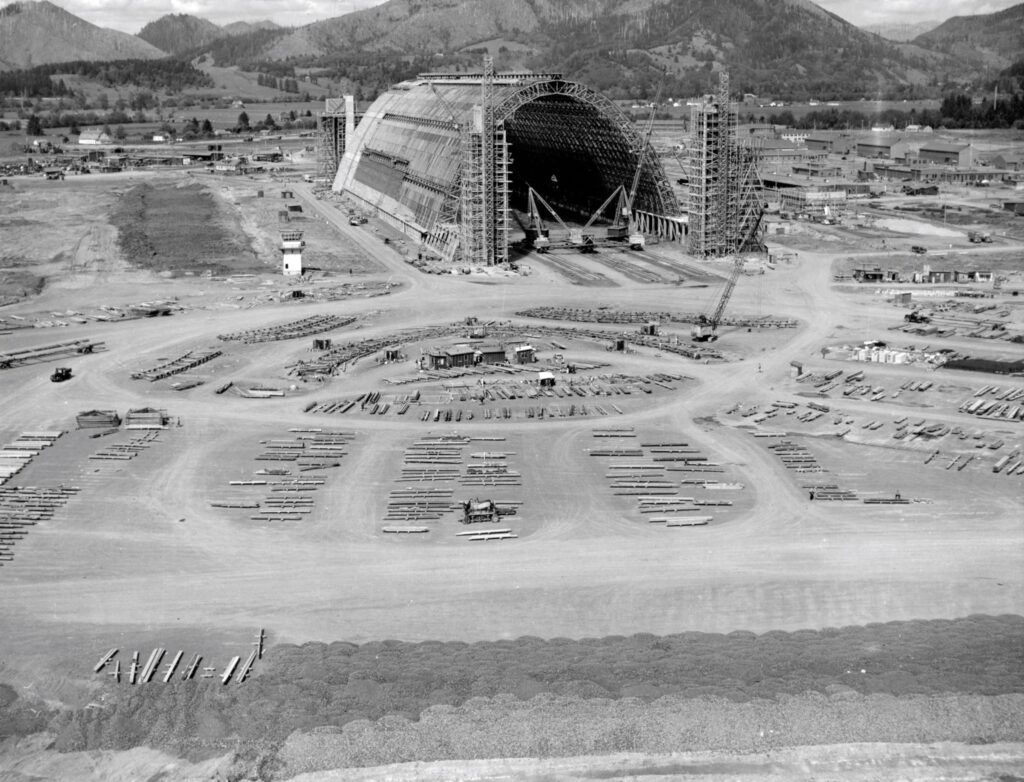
(855, 135, 909, 160)
(805, 132, 855, 155)
(917, 142, 972, 167)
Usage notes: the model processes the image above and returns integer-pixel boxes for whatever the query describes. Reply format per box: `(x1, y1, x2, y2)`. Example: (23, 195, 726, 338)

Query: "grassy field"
(111, 180, 259, 275)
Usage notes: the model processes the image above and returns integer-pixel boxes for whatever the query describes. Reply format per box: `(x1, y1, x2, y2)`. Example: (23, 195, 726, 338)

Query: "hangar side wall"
(334, 83, 471, 242)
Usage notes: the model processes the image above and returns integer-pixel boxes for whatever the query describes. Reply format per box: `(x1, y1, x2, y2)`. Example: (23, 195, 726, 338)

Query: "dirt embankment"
(111, 181, 260, 276)
(278, 692, 1024, 775)
(3, 615, 1020, 775)
(0, 268, 45, 304)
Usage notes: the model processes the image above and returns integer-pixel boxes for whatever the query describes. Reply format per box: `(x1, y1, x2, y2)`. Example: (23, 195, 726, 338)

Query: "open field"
(0, 163, 1022, 778)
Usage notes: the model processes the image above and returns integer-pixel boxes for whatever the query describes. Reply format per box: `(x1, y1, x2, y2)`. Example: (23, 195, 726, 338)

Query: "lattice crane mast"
(581, 94, 659, 251)
(691, 256, 745, 342)
(528, 185, 595, 252)
(620, 98, 660, 250)
(525, 187, 551, 253)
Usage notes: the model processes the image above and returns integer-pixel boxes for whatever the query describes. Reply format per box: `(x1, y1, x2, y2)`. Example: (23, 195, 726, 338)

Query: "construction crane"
(620, 98, 660, 250)
(582, 97, 659, 250)
(522, 187, 551, 252)
(525, 185, 594, 252)
(691, 256, 745, 341)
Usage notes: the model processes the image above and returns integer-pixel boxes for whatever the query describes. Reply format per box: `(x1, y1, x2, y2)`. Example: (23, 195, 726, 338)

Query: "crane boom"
(626, 99, 658, 213)
(583, 185, 625, 230)
(527, 185, 572, 234)
(710, 256, 744, 326)
(692, 256, 745, 341)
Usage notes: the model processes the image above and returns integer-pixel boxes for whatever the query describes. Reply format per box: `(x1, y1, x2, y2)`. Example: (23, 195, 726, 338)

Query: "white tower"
(281, 229, 304, 276)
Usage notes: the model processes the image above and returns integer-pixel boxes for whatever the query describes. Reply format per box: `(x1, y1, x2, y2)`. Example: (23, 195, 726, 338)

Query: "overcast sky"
(54, 0, 1023, 34)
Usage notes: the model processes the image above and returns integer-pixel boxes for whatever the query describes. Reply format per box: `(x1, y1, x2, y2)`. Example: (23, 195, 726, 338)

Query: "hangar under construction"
(331, 58, 682, 266)
(328, 61, 763, 265)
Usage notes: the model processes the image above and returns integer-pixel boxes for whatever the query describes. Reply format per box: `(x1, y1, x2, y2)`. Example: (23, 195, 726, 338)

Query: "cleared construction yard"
(0, 170, 1022, 778)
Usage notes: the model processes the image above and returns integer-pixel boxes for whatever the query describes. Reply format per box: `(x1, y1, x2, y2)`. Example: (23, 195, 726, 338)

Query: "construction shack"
(475, 344, 507, 365)
(509, 344, 536, 364)
(853, 267, 899, 283)
(425, 345, 475, 370)
(124, 408, 169, 429)
(76, 410, 121, 429)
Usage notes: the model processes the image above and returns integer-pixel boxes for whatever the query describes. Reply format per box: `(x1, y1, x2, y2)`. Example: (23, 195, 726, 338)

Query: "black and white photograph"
(0, 0, 1022, 779)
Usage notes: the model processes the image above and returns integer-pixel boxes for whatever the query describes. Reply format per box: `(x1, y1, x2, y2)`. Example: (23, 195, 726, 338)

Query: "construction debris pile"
(824, 342, 947, 367)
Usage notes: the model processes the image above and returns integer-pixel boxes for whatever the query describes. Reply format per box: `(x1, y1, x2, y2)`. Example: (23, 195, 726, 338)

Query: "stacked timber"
(0, 431, 63, 484)
(218, 315, 356, 343)
(132, 349, 222, 382)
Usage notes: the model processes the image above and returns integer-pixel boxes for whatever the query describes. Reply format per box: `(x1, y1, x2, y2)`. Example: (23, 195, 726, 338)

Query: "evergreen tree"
(26, 114, 44, 136)
(237, 110, 250, 129)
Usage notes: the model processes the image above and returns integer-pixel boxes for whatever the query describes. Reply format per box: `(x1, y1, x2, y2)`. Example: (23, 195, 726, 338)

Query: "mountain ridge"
(1, 0, 1017, 100)
(137, 13, 223, 55)
(862, 21, 941, 42)
(254, 0, 946, 99)
(0, 0, 165, 70)
(137, 13, 284, 56)
(912, 2, 1024, 70)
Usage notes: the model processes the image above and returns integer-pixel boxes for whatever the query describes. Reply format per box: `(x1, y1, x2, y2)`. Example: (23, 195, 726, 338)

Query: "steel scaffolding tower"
(686, 72, 764, 258)
(459, 57, 510, 267)
(316, 98, 347, 183)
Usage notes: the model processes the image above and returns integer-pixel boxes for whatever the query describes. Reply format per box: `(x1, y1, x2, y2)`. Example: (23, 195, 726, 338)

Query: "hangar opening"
(332, 65, 683, 266)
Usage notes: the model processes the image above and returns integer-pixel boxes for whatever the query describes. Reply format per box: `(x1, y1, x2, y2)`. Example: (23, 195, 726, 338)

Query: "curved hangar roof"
(333, 73, 680, 241)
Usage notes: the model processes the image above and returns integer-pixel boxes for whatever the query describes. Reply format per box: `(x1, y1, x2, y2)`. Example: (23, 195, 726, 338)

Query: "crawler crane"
(691, 256, 745, 342)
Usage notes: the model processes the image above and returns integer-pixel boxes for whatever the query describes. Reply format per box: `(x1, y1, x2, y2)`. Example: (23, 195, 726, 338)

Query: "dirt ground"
(3, 736, 1023, 781)
(0, 169, 1022, 776)
(287, 742, 1024, 782)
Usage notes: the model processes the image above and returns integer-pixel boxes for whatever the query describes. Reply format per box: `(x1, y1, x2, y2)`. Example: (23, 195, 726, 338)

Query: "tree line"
(255, 73, 301, 93)
(748, 91, 1024, 131)
(0, 59, 212, 98)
